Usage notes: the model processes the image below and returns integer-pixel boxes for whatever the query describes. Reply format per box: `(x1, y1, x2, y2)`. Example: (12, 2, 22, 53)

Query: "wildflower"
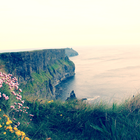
(13, 127, 18, 131)
(3, 114, 8, 117)
(3, 132, 6, 134)
(48, 101, 51, 103)
(19, 89, 22, 92)
(0, 109, 1, 111)
(6, 125, 12, 130)
(21, 100, 24, 104)
(21, 131, 25, 136)
(6, 120, 12, 125)
(60, 114, 63, 116)
(10, 105, 15, 109)
(2, 93, 6, 98)
(26, 106, 29, 109)
(17, 122, 20, 126)
(5, 96, 9, 100)
(15, 130, 21, 136)
(29, 114, 34, 117)
(0, 124, 2, 128)
(25, 137, 30, 140)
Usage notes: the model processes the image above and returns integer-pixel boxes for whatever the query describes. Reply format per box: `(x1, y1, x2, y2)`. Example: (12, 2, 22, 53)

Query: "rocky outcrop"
(65, 48, 78, 57)
(66, 90, 77, 101)
(0, 49, 75, 99)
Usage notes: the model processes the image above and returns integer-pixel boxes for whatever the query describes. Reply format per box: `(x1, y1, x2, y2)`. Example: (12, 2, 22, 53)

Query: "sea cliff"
(65, 48, 78, 57)
(0, 49, 75, 99)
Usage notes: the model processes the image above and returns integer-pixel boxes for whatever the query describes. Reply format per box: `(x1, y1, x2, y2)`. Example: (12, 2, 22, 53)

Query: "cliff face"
(0, 49, 75, 99)
(65, 48, 78, 57)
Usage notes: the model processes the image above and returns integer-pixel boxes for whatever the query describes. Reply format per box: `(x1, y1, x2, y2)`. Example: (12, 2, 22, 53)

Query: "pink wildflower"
(2, 94, 6, 98)
(26, 106, 29, 109)
(17, 122, 20, 126)
(5, 96, 9, 100)
(21, 100, 24, 104)
(29, 114, 34, 117)
(10, 106, 15, 109)
(19, 89, 22, 92)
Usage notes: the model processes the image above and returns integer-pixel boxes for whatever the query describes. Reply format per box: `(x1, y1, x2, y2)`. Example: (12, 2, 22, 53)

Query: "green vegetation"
(1, 76, 140, 139)
(2, 62, 140, 140)
(22, 96, 140, 140)
(20, 58, 74, 98)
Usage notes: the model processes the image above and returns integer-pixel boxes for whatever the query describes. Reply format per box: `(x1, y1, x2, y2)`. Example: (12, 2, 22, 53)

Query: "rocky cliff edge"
(0, 49, 75, 99)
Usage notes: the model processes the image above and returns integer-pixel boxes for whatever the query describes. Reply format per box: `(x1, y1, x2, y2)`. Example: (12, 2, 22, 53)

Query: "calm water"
(56, 46, 140, 104)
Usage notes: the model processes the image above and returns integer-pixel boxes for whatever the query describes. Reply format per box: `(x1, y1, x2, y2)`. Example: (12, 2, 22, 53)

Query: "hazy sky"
(0, 0, 140, 51)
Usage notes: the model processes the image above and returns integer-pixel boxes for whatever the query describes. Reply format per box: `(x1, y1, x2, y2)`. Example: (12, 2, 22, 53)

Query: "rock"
(66, 90, 77, 101)
(0, 49, 75, 99)
(65, 48, 78, 57)
(81, 98, 87, 101)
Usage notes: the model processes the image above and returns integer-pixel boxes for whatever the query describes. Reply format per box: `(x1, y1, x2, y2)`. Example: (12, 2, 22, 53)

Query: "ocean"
(56, 46, 140, 104)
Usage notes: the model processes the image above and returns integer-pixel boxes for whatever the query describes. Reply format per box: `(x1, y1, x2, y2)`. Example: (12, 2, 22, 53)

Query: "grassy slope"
(23, 95, 140, 140)
(1, 82, 140, 140)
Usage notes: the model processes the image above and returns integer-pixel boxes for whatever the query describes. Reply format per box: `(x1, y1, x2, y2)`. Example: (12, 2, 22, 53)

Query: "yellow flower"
(60, 114, 62, 116)
(0, 124, 2, 128)
(6, 120, 12, 125)
(3, 132, 6, 134)
(15, 130, 22, 136)
(3, 114, 8, 118)
(21, 131, 26, 136)
(10, 129, 14, 133)
(25, 137, 30, 140)
(48, 100, 53, 103)
(0, 117, 1, 119)
(0, 109, 1, 111)
(6, 125, 12, 130)
(13, 127, 18, 131)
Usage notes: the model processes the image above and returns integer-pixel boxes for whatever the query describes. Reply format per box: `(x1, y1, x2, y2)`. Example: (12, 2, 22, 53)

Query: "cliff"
(0, 49, 75, 99)
(65, 48, 78, 57)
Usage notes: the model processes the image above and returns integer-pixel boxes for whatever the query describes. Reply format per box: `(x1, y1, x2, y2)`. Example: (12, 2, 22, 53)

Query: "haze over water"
(56, 46, 140, 104)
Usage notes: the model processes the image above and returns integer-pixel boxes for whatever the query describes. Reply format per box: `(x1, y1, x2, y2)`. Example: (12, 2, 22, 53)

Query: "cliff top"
(65, 48, 78, 57)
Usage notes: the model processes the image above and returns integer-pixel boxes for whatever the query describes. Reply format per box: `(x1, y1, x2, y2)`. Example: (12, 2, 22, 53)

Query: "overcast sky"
(0, 0, 140, 51)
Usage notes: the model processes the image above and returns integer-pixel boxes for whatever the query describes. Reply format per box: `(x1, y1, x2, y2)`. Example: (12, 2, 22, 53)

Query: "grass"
(22, 96, 140, 140)
(1, 72, 140, 140)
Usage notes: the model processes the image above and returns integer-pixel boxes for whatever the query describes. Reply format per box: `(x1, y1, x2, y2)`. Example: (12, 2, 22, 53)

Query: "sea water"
(56, 46, 140, 104)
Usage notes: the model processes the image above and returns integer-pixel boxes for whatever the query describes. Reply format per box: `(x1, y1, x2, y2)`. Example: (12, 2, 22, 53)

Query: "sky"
(0, 0, 140, 51)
